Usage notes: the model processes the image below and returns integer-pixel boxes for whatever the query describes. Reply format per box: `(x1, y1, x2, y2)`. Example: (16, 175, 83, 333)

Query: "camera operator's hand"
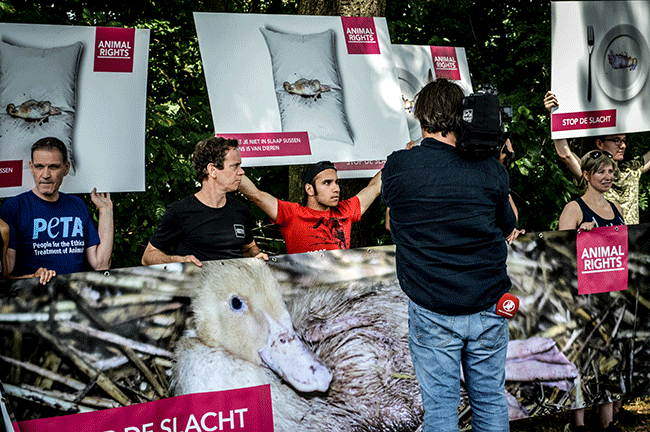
(506, 227, 525, 244)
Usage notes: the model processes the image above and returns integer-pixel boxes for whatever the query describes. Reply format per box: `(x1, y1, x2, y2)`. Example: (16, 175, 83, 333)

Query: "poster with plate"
(550, 0, 650, 139)
(334, 44, 473, 179)
(0, 23, 149, 198)
(193, 12, 409, 174)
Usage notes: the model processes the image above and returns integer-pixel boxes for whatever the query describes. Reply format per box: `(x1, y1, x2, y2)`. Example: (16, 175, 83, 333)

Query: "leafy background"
(1, 2, 650, 430)
(1, 0, 649, 268)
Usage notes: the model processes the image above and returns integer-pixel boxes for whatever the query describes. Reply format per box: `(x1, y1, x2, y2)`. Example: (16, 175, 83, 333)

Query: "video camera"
(456, 84, 512, 160)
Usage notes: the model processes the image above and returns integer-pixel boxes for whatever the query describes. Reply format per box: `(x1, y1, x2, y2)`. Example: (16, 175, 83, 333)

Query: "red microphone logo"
(496, 293, 519, 319)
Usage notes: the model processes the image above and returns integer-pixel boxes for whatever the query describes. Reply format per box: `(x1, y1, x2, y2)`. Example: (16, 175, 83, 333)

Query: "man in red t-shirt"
(238, 161, 381, 254)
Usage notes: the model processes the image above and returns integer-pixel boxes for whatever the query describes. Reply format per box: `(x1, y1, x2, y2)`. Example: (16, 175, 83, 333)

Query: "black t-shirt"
(149, 195, 254, 261)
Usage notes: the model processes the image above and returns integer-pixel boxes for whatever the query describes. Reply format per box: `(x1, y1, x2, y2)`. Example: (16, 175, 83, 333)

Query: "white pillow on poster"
(0, 40, 83, 173)
(259, 27, 353, 146)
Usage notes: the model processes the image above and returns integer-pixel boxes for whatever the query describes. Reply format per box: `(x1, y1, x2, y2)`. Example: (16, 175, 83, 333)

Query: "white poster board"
(194, 12, 409, 175)
(551, 0, 650, 139)
(392, 44, 473, 144)
(334, 44, 473, 178)
(0, 23, 149, 197)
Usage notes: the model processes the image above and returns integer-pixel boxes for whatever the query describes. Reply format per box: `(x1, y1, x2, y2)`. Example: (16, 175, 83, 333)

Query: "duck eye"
(229, 296, 247, 313)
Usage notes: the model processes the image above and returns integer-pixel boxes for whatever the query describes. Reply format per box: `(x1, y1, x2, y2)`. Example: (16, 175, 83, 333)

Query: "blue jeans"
(408, 300, 509, 432)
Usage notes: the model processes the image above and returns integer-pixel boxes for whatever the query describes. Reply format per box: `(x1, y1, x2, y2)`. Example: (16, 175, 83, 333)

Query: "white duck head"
(191, 259, 332, 393)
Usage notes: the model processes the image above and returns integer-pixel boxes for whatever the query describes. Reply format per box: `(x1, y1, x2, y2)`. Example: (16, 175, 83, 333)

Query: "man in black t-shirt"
(141, 137, 267, 267)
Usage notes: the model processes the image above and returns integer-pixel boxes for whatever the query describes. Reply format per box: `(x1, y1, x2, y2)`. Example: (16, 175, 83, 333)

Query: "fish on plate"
(608, 49, 637, 71)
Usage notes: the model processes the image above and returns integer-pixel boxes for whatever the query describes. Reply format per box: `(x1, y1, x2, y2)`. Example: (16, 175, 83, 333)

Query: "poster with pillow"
(334, 44, 474, 179)
(194, 12, 409, 171)
(550, 1, 650, 139)
(0, 23, 149, 198)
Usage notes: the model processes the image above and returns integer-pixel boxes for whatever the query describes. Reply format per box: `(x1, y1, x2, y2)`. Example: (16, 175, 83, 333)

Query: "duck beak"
(258, 311, 332, 393)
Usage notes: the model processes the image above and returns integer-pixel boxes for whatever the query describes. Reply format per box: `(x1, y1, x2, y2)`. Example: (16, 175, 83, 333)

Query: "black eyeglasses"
(588, 150, 613, 159)
(604, 137, 627, 146)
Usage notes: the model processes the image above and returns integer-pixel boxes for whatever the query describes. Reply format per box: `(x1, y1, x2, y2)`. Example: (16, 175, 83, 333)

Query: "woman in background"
(559, 150, 624, 231)
(558, 149, 624, 432)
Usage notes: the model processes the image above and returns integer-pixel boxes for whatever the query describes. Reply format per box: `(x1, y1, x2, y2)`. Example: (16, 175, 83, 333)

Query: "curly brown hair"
(413, 78, 464, 138)
(192, 136, 240, 181)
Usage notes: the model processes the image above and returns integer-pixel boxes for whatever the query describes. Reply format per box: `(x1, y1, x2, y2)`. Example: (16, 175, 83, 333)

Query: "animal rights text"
(580, 245, 625, 273)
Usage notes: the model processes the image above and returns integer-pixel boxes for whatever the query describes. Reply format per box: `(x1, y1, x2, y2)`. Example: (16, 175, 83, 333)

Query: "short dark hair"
(31, 137, 68, 163)
(413, 78, 464, 137)
(301, 161, 337, 206)
(302, 161, 337, 185)
(192, 136, 239, 181)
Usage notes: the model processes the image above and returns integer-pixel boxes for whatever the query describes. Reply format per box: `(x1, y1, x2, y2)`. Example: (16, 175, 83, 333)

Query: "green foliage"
(385, 0, 650, 232)
(2, 0, 649, 269)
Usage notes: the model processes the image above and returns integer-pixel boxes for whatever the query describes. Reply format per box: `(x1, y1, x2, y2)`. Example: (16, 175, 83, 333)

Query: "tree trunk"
(298, 0, 385, 16)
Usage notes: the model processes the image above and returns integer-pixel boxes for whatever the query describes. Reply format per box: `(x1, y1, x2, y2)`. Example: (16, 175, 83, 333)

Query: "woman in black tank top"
(557, 149, 625, 431)
(559, 150, 625, 231)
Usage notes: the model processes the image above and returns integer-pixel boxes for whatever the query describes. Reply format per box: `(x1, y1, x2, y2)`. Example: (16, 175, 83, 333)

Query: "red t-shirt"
(275, 196, 362, 254)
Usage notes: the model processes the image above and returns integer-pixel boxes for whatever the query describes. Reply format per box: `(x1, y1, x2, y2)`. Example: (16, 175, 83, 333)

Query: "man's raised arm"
(1, 218, 9, 278)
(238, 175, 279, 222)
(85, 188, 114, 271)
(641, 147, 650, 174)
(355, 170, 382, 216)
(544, 91, 581, 180)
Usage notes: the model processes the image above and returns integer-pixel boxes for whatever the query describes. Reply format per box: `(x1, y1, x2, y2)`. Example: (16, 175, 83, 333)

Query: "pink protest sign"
(341, 17, 381, 55)
(551, 109, 617, 132)
(94, 27, 136, 72)
(430, 46, 461, 81)
(15, 385, 273, 432)
(0, 160, 22, 188)
(576, 225, 628, 295)
(218, 132, 311, 158)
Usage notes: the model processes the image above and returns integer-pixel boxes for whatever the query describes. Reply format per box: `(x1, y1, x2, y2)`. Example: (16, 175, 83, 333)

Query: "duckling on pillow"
(0, 40, 82, 175)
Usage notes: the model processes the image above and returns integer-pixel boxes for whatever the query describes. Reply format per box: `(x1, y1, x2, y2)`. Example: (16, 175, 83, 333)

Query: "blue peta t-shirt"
(0, 191, 100, 276)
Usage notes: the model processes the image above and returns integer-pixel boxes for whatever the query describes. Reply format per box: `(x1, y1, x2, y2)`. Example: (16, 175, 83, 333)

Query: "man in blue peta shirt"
(0, 137, 113, 284)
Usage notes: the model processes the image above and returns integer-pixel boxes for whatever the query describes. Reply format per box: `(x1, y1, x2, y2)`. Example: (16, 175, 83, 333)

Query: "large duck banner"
(2, 225, 650, 431)
(0, 23, 149, 198)
(550, 0, 650, 139)
(193, 12, 410, 175)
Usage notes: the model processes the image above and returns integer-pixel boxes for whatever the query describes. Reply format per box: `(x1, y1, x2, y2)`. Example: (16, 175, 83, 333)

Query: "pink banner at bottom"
(218, 132, 311, 158)
(576, 225, 628, 295)
(0, 160, 22, 188)
(335, 160, 385, 171)
(14, 385, 273, 432)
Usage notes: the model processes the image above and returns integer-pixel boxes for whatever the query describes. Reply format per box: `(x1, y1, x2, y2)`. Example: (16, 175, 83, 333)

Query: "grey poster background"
(0, 23, 149, 198)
